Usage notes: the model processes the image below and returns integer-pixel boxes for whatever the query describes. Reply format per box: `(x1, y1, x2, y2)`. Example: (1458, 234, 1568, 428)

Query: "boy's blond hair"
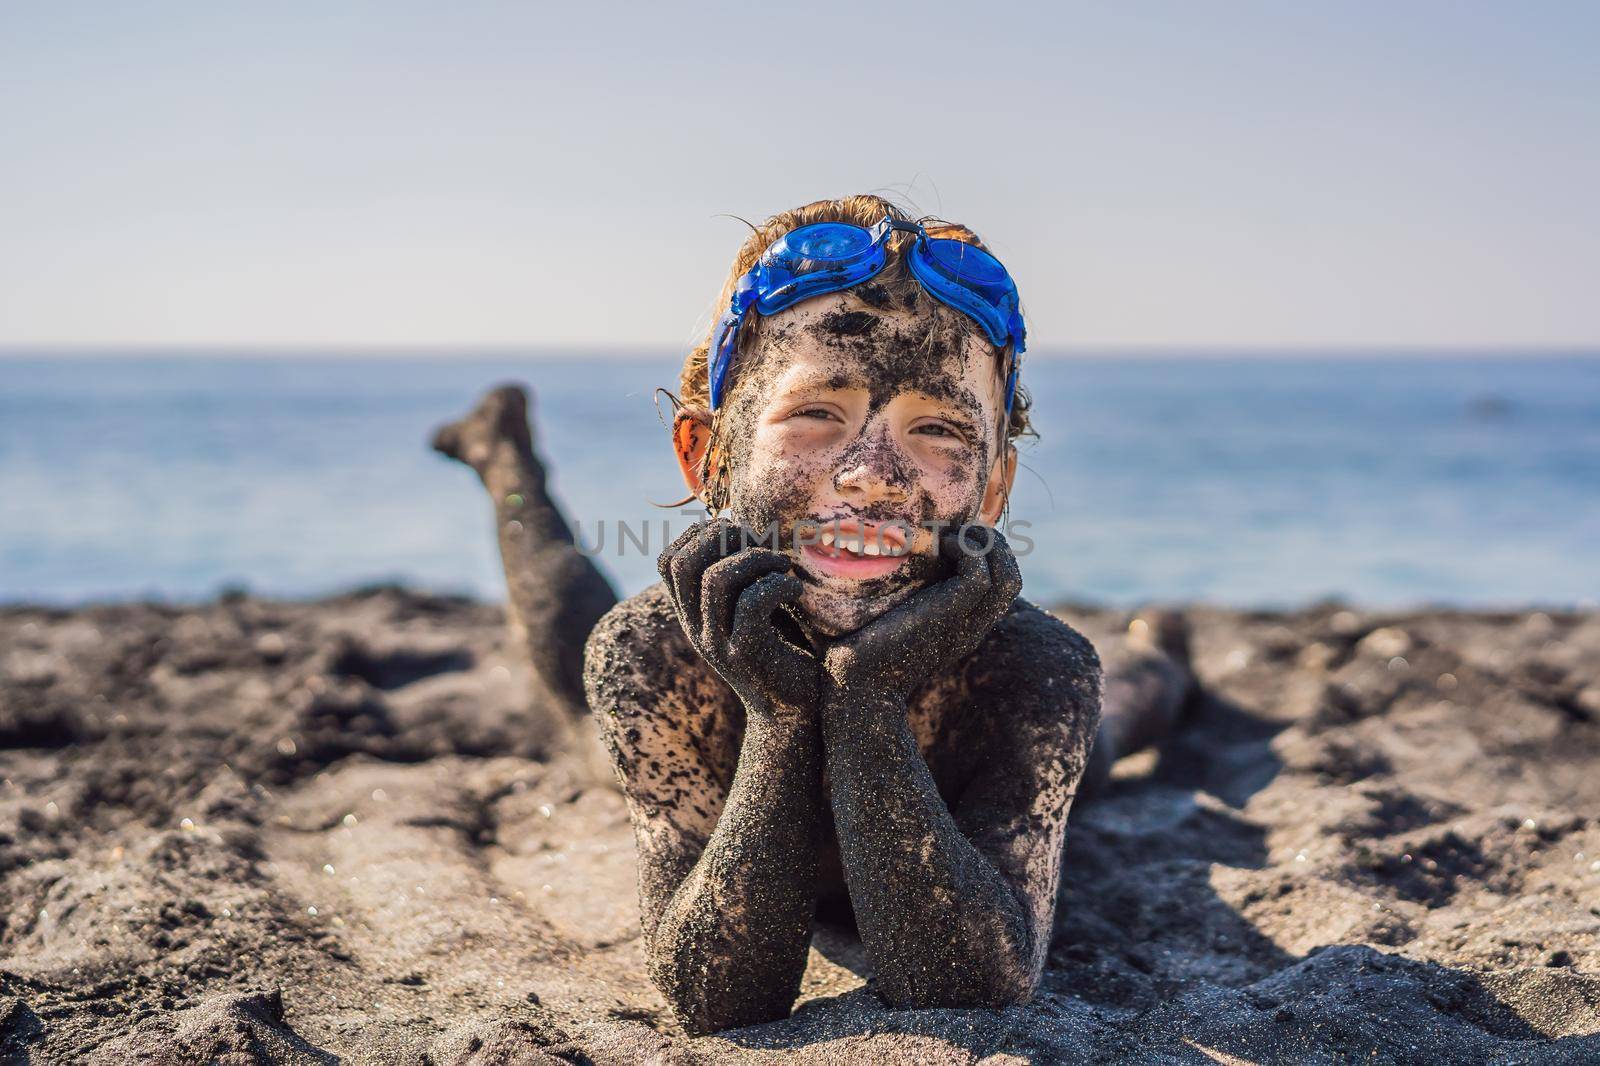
(674, 193, 1033, 510)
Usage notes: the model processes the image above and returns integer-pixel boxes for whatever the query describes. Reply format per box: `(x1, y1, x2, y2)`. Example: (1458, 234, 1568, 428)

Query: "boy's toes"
(479, 384, 534, 441)
(430, 383, 535, 472)
(1127, 607, 1200, 722)
(429, 418, 472, 463)
(1127, 608, 1192, 670)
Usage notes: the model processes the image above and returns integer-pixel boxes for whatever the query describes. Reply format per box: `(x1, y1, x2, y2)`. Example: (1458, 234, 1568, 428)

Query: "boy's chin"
(795, 582, 921, 638)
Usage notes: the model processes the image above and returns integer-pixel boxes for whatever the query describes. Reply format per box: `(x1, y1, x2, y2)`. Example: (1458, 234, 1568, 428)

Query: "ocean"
(2, 355, 1597, 609)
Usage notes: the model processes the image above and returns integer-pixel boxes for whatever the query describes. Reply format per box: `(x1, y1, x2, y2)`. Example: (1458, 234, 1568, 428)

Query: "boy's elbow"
(875, 922, 1042, 1011)
(877, 976, 1038, 1013)
(671, 996, 792, 1037)
(646, 939, 798, 1035)
(876, 951, 1041, 1012)
(989, 957, 1043, 1008)
(977, 948, 1043, 1008)
(652, 969, 795, 1036)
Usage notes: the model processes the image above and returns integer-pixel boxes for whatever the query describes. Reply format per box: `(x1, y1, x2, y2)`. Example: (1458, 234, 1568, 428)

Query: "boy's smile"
(711, 290, 1015, 636)
(798, 517, 911, 580)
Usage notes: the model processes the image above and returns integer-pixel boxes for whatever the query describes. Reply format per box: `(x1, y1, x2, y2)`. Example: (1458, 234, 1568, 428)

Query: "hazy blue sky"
(2, 2, 1596, 351)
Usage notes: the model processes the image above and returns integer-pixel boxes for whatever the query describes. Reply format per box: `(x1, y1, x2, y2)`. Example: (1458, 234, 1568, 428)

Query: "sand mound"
(2, 589, 1597, 1062)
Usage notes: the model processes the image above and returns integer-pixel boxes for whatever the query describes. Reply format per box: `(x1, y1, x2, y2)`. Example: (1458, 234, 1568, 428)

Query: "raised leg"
(1080, 609, 1196, 799)
(431, 383, 619, 720)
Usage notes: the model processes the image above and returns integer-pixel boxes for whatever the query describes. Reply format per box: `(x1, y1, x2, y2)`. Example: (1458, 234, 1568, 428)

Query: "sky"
(1, 1, 1597, 353)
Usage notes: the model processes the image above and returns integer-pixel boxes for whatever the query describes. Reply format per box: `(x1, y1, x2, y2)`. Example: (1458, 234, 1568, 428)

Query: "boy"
(432, 195, 1192, 1034)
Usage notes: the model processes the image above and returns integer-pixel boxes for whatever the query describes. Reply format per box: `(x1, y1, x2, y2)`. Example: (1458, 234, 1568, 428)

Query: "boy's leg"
(431, 384, 619, 720)
(1080, 610, 1196, 800)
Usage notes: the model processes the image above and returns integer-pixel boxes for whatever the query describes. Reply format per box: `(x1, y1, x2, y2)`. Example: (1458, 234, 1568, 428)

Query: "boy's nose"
(833, 438, 913, 504)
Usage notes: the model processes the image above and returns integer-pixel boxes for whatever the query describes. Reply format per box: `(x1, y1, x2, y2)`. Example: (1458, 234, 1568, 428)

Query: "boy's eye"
(912, 421, 967, 443)
(791, 405, 837, 421)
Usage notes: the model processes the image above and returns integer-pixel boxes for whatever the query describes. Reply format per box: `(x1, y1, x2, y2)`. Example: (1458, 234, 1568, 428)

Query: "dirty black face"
(717, 290, 1010, 636)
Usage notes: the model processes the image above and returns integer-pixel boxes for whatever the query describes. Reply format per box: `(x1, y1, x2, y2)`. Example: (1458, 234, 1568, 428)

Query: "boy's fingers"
(732, 571, 804, 653)
(657, 519, 705, 585)
(668, 518, 737, 631)
(940, 530, 993, 612)
(658, 519, 724, 603)
(702, 549, 791, 642)
(938, 530, 967, 566)
(940, 528, 989, 583)
(870, 558, 986, 647)
(982, 529, 1023, 613)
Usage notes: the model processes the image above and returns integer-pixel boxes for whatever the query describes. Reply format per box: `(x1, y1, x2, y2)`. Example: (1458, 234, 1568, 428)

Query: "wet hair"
(669, 193, 1035, 510)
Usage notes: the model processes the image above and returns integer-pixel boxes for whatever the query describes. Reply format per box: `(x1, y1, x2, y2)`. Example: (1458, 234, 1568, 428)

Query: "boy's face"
(715, 290, 1013, 636)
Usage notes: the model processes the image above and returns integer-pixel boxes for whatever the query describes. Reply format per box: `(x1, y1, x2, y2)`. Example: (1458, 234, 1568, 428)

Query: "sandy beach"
(2, 589, 1597, 1063)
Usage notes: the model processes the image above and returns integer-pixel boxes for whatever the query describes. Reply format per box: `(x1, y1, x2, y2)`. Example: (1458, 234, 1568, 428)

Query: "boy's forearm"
(648, 712, 824, 1034)
(821, 686, 1037, 1008)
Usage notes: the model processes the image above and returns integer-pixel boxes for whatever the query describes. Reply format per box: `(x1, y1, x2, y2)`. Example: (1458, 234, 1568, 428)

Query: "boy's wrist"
(741, 700, 820, 746)
(819, 679, 906, 732)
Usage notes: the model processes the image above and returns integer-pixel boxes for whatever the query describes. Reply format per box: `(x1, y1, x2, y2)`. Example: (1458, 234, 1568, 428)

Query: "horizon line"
(3, 344, 1599, 361)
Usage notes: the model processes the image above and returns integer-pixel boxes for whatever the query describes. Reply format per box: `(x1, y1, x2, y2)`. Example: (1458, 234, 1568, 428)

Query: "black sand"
(3, 589, 1597, 1063)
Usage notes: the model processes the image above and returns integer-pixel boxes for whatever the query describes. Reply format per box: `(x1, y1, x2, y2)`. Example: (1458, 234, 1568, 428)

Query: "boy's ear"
(978, 444, 1018, 526)
(673, 408, 713, 499)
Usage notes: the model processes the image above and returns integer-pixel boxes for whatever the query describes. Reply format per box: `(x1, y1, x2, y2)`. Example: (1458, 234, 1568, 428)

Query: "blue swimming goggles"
(708, 215, 1026, 414)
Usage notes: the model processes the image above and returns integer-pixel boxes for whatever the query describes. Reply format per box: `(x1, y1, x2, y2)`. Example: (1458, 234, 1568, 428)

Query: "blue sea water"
(2, 355, 1597, 609)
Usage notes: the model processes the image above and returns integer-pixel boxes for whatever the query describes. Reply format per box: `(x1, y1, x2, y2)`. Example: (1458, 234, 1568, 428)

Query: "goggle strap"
(709, 217, 1026, 410)
(1008, 309, 1027, 354)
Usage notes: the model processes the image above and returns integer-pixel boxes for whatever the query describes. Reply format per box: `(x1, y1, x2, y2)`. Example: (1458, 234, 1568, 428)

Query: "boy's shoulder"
(963, 597, 1103, 713)
(583, 582, 687, 682)
(585, 581, 681, 649)
(582, 581, 727, 710)
(983, 597, 1100, 669)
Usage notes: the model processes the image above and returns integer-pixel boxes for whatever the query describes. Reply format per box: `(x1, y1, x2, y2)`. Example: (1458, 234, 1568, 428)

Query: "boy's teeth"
(812, 526, 900, 559)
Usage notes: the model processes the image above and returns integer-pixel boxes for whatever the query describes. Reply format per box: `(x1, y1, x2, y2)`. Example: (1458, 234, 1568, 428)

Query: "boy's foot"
(1127, 608, 1192, 673)
(430, 383, 536, 479)
(1085, 608, 1200, 791)
(1126, 607, 1198, 712)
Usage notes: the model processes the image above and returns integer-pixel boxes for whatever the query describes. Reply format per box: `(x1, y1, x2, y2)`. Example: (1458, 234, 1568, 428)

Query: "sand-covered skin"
(2, 589, 1598, 1063)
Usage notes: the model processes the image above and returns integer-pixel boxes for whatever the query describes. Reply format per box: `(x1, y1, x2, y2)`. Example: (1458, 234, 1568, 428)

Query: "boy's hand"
(821, 527, 1022, 711)
(658, 518, 822, 718)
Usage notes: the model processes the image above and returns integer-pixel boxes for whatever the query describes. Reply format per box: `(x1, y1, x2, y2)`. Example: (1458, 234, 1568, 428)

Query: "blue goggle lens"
(924, 237, 1009, 286)
(710, 216, 1025, 413)
(780, 222, 876, 262)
